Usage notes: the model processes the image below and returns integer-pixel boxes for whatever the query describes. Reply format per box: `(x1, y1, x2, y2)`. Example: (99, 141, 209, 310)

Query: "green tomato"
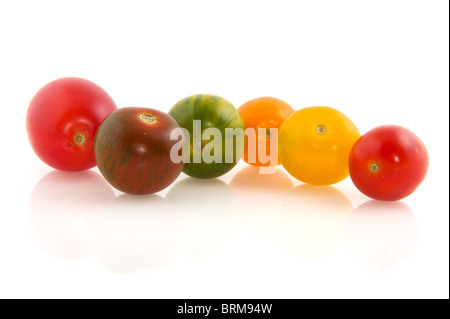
(169, 94, 245, 179)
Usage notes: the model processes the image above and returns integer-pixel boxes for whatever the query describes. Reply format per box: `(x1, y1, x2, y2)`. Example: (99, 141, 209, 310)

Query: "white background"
(0, 0, 448, 299)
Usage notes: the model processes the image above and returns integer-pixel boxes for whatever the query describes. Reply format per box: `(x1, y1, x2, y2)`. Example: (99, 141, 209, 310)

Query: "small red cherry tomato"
(349, 125, 429, 201)
(26, 77, 117, 171)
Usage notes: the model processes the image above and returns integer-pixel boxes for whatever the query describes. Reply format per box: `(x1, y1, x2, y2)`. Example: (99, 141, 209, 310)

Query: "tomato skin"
(168, 94, 245, 179)
(94, 107, 184, 195)
(26, 77, 117, 171)
(238, 97, 294, 166)
(349, 125, 429, 201)
(279, 106, 360, 185)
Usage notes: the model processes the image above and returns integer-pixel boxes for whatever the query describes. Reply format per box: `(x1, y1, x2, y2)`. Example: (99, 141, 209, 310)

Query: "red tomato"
(26, 77, 117, 171)
(94, 107, 185, 194)
(349, 125, 429, 201)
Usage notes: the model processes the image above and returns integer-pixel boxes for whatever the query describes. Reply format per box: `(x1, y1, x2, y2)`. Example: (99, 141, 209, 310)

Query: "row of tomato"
(26, 77, 429, 201)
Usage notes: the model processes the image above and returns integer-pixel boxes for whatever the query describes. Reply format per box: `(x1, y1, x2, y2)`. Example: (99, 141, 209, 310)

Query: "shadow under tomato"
(93, 194, 182, 274)
(27, 170, 115, 260)
(165, 177, 239, 259)
(274, 184, 353, 259)
(343, 200, 419, 273)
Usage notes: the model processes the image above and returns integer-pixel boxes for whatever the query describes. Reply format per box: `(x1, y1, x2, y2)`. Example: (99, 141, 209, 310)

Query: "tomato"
(94, 107, 184, 194)
(348, 125, 429, 201)
(26, 77, 117, 171)
(279, 106, 360, 185)
(238, 97, 294, 166)
(168, 94, 245, 179)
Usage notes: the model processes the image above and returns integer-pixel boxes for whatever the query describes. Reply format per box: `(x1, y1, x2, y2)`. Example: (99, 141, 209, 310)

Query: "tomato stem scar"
(139, 113, 158, 125)
(74, 133, 85, 146)
(316, 124, 327, 135)
(370, 163, 379, 173)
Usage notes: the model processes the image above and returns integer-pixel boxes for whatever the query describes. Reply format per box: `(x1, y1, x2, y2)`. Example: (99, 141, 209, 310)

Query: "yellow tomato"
(279, 106, 360, 185)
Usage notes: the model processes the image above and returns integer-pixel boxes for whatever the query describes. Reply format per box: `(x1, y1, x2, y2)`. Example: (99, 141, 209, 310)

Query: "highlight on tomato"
(348, 125, 429, 201)
(278, 106, 360, 185)
(238, 96, 294, 167)
(26, 77, 117, 171)
(94, 107, 185, 195)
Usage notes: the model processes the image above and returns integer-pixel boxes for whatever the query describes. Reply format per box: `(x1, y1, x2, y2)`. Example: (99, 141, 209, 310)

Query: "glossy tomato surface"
(94, 107, 184, 194)
(238, 97, 294, 166)
(279, 106, 360, 185)
(349, 125, 429, 201)
(169, 94, 245, 179)
(26, 77, 117, 171)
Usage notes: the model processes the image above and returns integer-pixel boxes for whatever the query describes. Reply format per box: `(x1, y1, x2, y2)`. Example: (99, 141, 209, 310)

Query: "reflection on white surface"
(166, 177, 239, 259)
(343, 200, 419, 273)
(95, 177, 240, 274)
(230, 165, 294, 236)
(274, 185, 353, 259)
(230, 166, 294, 198)
(94, 194, 182, 274)
(27, 170, 115, 260)
(26, 167, 421, 276)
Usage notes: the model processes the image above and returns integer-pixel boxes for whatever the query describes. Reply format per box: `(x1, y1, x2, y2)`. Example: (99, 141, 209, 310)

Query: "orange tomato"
(238, 97, 294, 166)
(279, 106, 360, 185)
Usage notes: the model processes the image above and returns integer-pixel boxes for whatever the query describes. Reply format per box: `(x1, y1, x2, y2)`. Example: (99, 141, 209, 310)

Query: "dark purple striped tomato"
(94, 107, 184, 194)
